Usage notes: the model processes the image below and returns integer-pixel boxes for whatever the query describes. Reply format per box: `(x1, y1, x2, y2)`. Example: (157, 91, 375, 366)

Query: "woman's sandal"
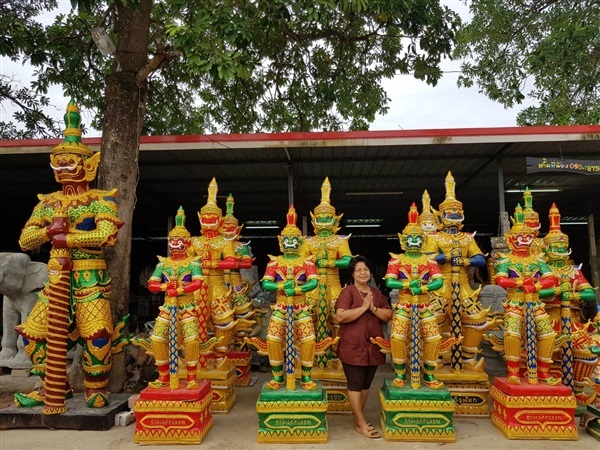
(356, 425, 381, 439)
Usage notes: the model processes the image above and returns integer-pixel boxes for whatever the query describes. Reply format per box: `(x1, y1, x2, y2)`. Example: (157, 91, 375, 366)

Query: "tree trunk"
(98, 0, 152, 393)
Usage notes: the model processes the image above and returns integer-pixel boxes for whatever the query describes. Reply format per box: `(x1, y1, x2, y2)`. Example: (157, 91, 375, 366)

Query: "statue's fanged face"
(200, 213, 221, 231)
(313, 213, 335, 231)
(441, 207, 464, 227)
(546, 240, 571, 260)
(50, 153, 85, 183)
(403, 233, 424, 251)
(524, 218, 541, 236)
(221, 222, 239, 240)
(507, 231, 533, 251)
(169, 237, 191, 255)
(420, 219, 437, 235)
(279, 235, 302, 254)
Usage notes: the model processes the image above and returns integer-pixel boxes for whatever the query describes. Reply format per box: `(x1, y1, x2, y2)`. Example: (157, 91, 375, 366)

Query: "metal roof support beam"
(588, 214, 600, 302)
(284, 147, 294, 207)
(497, 158, 510, 236)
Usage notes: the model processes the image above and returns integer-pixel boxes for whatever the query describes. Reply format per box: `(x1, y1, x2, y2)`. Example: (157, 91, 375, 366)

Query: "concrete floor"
(1, 366, 598, 450)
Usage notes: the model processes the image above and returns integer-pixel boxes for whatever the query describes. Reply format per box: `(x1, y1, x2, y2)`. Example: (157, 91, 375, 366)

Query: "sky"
(0, 1, 538, 137)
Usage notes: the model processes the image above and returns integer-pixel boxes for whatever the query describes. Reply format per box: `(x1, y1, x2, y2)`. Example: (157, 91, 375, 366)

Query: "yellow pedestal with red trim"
(133, 380, 213, 445)
(227, 350, 252, 387)
(198, 365, 237, 414)
(491, 377, 577, 440)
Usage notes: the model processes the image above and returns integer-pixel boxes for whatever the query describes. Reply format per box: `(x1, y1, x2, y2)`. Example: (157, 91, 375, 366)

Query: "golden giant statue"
(431, 172, 491, 373)
(191, 178, 238, 370)
(15, 100, 125, 413)
(302, 177, 352, 371)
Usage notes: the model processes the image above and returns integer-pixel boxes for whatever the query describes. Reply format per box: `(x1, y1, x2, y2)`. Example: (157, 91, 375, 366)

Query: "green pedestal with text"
(379, 379, 456, 442)
(256, 382, 328, 443)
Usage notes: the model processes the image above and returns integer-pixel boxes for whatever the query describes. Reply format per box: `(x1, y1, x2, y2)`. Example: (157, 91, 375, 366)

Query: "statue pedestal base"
(256, 381, 328, 443)
(227, 350, 252, 387)
(586, 404, 600, 441)
(435, 366, 490, 417)
(0, 393, 129, 430)
(491, 377, 577, 440)
(311, 366, 351, 414)
(198, 366, 237, 414)
(379, 379, 456, 442)
(133, 380, 213, 445)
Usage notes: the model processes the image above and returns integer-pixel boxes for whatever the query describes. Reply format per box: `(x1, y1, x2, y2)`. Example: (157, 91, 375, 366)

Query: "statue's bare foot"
(85, 389, 109, 408)
(422, 379, 444, 390)
(300, 380, 317, 391)
(507, 375, 521, 384)
(265, 379, 284, 390)
(14, 390, 44, 407)
(186, 380, 199, 389)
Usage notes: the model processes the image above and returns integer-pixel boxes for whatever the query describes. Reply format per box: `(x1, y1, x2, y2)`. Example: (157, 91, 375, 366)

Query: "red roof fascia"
(2, 124, 599, 148)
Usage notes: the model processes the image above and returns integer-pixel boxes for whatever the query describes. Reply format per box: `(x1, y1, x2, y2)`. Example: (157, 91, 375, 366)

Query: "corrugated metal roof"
(1, 126, 599, 259)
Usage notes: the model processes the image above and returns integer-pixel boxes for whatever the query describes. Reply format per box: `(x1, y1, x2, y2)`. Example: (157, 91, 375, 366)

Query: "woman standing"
(335, 255, 392, 439)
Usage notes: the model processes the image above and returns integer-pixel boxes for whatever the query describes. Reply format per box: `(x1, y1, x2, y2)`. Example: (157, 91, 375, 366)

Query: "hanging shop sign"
(526, 157, 600, 175)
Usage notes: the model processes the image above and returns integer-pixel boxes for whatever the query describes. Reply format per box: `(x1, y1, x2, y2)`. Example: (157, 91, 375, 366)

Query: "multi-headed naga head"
(279, 205, 303, 255)
(400, 202, 426, 252)
(543, 203, 571, 261)
(50, 99, 100, 186)
(198, 178, 223, 233)
(505, 204, 535, 253)
(168, 206, 192, 257)
(438, 171, 464, 231)
(310, 177, 342, 236)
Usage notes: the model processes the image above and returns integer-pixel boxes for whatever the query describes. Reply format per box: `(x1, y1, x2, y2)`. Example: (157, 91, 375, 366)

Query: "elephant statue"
(0, 252, 47, 368)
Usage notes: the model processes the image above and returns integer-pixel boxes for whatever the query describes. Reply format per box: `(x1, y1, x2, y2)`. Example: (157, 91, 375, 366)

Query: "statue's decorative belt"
(72, 259, 107, 271)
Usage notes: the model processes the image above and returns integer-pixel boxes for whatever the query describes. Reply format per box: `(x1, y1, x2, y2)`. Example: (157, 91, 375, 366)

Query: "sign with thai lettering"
(526, 157, 600, 175)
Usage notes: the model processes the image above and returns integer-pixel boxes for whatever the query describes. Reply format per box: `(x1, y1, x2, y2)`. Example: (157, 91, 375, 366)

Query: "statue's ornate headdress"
(543, 203, 568, 245)
(200, 177, 222, 216)
(438, 171, 463, 212)
(522, 187, 540, 230)
(280, 205, 302, 237)
(169, 206, 191, 238)
(418, 190, 437, 227)
(313, 177, 336, 216)
(509, 204, 528, 233)
(52, 99, 93, 157)
(311, 177, 342, 233)
(400, 203, 426, 251)
(402, 202, 424, 236)
(222, 193, 239, 227)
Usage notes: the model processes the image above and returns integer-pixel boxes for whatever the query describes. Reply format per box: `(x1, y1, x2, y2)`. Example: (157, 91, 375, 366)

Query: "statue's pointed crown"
(418, 189, 437, 224)
(52, 99, 93, 156)
(222, 193, 239, 226)
(522, 187, 539, 222)
(169, 206, 191, 238)
(313, 177, 336, 216)
(509, 203, 529, 233)
(544, 203, 568, 244)
(200, 177, 222, 216)
(280, 205, 302, 237)
(439, 171, 463, 211)
(402, 202, 424, 236)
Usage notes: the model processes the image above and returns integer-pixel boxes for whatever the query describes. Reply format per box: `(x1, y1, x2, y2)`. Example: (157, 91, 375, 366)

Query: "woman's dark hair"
(348, 255, 373, 277)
